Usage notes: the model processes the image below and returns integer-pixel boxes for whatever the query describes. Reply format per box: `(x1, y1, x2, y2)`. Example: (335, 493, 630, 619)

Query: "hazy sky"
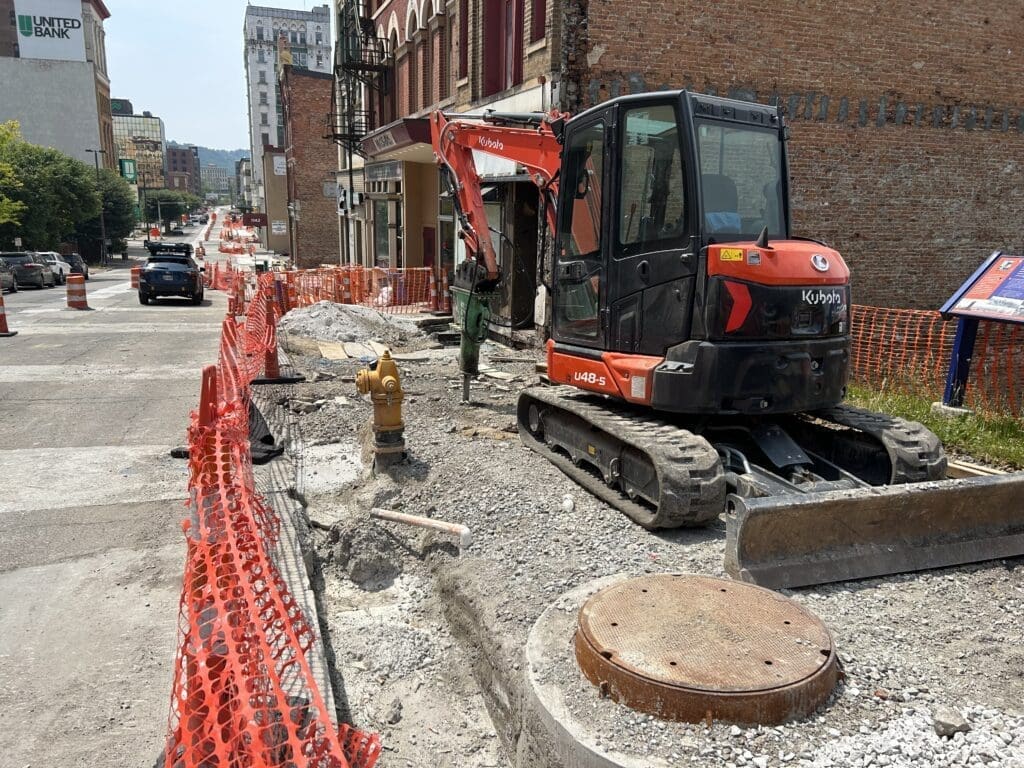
(105, 0, 324, 150)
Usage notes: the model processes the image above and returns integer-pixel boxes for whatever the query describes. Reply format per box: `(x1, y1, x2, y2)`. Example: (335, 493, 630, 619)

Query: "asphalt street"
(0, 227, 226, 766)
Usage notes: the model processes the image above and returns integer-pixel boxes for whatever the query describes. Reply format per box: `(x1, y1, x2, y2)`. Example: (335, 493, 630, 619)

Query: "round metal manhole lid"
(575, 574, 839, 724)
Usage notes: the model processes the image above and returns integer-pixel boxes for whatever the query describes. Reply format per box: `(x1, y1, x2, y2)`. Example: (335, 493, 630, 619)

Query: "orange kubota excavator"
(430, 90, 1024, 589)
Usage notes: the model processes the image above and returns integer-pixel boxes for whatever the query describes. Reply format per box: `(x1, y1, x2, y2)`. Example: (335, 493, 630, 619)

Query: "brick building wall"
(281, 66, 339, 268)
(370, 0, 558, 117)
(561, 0, 1024, 309)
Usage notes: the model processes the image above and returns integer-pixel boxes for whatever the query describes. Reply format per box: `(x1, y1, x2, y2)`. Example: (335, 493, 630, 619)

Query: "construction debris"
(263, 320, 1024, 768)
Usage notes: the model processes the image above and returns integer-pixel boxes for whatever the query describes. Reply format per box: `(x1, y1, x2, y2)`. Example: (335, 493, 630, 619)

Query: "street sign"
(13, 237, 22, 247)
(244, 213, 268, 227)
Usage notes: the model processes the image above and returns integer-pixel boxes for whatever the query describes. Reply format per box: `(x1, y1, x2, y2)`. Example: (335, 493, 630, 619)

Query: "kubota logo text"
(477, 136, 505, 151)
(801, 289, 844, 305)
(18, 14, 81, 39)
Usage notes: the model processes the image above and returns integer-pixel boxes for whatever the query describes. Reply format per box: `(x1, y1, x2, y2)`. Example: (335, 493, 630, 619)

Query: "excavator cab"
(548, 92, 850, 416)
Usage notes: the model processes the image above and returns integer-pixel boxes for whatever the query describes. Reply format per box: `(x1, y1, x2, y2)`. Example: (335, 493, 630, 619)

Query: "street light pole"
(86, 149, 108, 264)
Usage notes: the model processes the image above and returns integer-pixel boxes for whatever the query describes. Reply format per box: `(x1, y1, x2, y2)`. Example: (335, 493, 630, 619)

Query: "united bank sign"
(19, 14, 82, 40)
(13, 0, 86, 61)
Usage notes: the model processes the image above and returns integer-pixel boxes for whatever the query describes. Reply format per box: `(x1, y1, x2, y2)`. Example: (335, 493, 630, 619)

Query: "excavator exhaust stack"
(724, 471, 1024, 589)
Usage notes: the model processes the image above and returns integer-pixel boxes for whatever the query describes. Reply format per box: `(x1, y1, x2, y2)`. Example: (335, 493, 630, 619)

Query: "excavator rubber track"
(798, 404, 948, 484)
(517, 386, 726, 529)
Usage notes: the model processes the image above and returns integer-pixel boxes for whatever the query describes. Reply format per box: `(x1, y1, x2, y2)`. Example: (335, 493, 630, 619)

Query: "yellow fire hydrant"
(355, 349, 406, 460)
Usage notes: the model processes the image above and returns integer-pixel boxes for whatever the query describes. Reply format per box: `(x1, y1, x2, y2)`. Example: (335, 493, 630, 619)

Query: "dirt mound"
(279, 301, 421, 346)
(327, 517, 403, 591)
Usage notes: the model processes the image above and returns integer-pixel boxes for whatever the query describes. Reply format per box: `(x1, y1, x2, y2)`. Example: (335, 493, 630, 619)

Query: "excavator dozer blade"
(724, 474, 1024, 589)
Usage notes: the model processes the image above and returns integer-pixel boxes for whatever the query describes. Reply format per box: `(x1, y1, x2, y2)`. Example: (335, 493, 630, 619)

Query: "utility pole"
(86, 149, 108, 264)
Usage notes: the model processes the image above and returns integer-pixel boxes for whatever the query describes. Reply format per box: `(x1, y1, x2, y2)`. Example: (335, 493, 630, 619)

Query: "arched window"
(406, 11, 419, 113)
(457, 0, 468, 78)
(422, 1, 434, 107)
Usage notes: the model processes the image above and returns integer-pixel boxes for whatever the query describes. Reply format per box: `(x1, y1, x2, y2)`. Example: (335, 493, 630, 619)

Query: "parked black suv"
(138, 253, 204, 305)
(66, 253, 89, 280)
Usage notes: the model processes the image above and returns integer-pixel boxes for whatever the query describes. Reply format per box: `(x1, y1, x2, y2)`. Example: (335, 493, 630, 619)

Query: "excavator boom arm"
(429, 110, 565, 281)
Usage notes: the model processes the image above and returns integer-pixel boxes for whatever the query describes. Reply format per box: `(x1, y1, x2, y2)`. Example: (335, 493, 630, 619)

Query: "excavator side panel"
(724, 474, 1024, 589)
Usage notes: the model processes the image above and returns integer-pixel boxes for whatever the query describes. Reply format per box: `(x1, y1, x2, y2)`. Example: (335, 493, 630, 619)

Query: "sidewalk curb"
(250, 388, 339, 722)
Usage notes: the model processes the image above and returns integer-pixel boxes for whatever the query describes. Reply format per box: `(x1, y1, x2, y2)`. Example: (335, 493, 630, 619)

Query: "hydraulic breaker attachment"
(724, 472, 1024, 589)
(451, 285, 498, 402)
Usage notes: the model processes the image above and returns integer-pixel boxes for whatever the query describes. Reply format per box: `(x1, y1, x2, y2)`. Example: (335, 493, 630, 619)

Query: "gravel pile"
(273, 328, 1023, 768)
(278, 301, 423, 346)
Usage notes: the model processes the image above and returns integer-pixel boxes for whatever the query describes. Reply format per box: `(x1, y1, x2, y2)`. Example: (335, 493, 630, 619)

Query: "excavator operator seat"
(702, 173, 740, 234)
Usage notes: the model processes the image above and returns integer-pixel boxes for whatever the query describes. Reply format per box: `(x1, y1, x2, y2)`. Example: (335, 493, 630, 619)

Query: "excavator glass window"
(695, 120, 785, 240)
(554, 120, 606, 343)
(618, 104, 688, 254)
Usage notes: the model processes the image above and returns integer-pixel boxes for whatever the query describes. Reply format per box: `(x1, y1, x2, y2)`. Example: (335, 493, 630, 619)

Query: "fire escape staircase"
(328, 1, 392, 156)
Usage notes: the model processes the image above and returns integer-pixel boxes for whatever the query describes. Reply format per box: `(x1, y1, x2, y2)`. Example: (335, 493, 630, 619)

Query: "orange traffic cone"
(130, 266, 141, 289)
(66, 274, 89, 310)
(428, 269, 439, 311)
(0, 290, 16, 337)
(441, 269, 451, 314)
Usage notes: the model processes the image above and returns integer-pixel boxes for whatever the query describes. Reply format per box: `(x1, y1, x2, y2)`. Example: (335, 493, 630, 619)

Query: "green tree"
(74, 169, 136, 261)
(145, 189, 200, 233)
(0, 122, 27, 227)
(0, 123, 99, 250)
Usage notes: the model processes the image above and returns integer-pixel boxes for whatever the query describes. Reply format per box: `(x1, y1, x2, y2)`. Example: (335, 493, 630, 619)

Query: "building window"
(439, 21, 450, 100)
(316, 29, 323, 44)
(256, 22, 264, 41)
(257, 49, 266, 63)
(458, 0, 468, 78)
(299, 31, 306, 45)
(259, 91, 268, 105)
(261, 132, 270, 146)
(261, 113, 269, 126)
(258, 69, 267, 84)
(530, 0, 545, 42)
(483, 0, 523, 96)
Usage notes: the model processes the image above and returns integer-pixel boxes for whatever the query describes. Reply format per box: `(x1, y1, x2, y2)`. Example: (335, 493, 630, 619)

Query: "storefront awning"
(362, 118, 433, 163)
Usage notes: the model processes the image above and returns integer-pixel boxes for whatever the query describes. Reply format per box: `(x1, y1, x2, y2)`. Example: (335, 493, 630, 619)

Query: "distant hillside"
(167, 141, 249, 172)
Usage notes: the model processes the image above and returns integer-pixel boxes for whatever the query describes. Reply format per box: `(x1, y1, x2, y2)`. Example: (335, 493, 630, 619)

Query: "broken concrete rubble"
(257, 317, 1024, 768)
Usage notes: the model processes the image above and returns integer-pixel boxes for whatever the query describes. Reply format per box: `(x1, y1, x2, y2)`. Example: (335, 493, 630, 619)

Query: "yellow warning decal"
(720, 248, 743, 262)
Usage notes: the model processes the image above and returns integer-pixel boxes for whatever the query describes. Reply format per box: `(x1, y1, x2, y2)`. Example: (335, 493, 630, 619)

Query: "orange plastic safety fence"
(288, 266, 434, 314)
(850, 304, 1024, 417)
(164, 277, 382, 768)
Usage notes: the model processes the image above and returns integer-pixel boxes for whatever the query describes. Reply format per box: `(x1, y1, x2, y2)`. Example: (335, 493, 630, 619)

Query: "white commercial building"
(242, 4, 332, 212)
(0, 0, 115, 167)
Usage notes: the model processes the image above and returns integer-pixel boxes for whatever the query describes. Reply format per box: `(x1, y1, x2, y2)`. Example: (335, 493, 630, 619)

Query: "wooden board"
(317, 340, 349, 360)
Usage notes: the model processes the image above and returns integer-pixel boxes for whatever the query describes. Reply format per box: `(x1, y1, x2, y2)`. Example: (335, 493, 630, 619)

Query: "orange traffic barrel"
(0, 290, 16, 337)
(66, 274, 89, 310)
(130, 266, 141, 289)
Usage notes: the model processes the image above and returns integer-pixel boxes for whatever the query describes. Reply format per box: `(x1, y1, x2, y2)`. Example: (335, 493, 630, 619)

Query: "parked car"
(38, 251, 72, 284)
(138, 253, 204, 305)
(169, 226, 185, 236)
(0, 252, 56, 288)
(0, 258, 17, 293)
(66, 253, 89, 280)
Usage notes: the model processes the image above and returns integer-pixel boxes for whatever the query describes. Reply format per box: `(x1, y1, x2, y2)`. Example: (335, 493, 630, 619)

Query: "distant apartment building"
(112, 108, 167, 190)
(280, 65, 338, 267)
(166, 145, 201, 196)
(337, 0, 557, 336)
(236, 157, 253, 207)
(200, 163, 233, 196)
(242, 4, 332, 213)
(0, 0, 115, 167)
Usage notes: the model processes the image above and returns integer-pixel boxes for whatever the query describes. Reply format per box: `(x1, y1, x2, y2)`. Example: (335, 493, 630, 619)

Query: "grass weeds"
(846, 384, 1024, 470)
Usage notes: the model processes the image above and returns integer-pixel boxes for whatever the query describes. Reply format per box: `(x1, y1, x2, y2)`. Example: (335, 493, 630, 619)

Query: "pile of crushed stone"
(278, 301, 422, 346)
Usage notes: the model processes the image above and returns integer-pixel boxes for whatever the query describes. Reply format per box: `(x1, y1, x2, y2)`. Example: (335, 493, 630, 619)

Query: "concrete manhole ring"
(574, 574, 839, 725)
(524, 574, 839, 768)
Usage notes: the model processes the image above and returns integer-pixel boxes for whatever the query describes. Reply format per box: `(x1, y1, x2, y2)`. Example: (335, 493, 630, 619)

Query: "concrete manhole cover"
(574, 574, 839, 725)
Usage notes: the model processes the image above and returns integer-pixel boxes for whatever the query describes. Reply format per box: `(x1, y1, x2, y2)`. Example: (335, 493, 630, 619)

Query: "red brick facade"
(561, 0, 1024, 309)
(281, 65, 338, 268)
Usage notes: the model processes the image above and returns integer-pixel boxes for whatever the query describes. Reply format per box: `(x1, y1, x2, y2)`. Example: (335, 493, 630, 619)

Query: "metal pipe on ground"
(370, 508, 472, 549)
